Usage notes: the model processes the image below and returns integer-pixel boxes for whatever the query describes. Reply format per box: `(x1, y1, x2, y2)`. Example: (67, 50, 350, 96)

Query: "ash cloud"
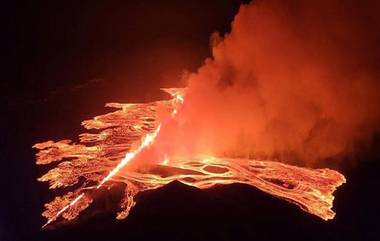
(161, 0, 380, 166)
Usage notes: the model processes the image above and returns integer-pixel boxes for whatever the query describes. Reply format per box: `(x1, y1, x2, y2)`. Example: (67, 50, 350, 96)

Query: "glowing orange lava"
(34, 88, 345, 228)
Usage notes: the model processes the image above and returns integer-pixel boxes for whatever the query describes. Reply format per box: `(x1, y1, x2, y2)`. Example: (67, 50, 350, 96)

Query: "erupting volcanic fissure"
(35, 89, 345, 228)
(39, 0, 380, 228)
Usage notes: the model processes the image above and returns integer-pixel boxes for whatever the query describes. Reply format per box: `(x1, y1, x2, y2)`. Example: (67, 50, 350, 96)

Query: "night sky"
(2, 1, 379, 241)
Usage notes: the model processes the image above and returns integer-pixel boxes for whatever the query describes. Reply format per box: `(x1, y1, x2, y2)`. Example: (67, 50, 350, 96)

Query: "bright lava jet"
(34, 88, 346, 228)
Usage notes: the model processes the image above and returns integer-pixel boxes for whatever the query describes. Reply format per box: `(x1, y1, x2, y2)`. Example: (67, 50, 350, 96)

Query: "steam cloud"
(158, 0, 380, 167)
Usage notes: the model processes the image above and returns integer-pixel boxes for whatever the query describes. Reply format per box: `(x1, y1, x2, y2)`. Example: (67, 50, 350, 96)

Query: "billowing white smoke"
(157, 0, 380, 167)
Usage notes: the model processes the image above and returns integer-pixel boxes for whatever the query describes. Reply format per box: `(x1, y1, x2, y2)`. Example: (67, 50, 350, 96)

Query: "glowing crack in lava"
(34, 88, 345, 228)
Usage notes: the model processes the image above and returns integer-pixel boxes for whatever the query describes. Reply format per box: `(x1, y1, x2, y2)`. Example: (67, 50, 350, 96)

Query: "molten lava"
(34, 88, 345, 228)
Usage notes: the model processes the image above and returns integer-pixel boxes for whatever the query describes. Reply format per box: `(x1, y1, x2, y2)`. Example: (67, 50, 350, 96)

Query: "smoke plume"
(158, 0, 380, 167)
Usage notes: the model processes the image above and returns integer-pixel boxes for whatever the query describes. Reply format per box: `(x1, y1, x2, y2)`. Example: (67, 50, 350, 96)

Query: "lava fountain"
(34, 88, 345, 228)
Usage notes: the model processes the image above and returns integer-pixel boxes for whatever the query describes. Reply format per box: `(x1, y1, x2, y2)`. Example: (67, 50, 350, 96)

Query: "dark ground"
(2, 1, 379, 240)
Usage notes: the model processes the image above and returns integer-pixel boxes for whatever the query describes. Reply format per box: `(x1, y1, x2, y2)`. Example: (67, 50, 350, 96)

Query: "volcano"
(34, 88, 345, 227)
(3, 1, 380, 241)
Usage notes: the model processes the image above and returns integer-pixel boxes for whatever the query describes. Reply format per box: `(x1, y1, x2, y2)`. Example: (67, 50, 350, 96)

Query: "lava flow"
(34, 88, 345, 228)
